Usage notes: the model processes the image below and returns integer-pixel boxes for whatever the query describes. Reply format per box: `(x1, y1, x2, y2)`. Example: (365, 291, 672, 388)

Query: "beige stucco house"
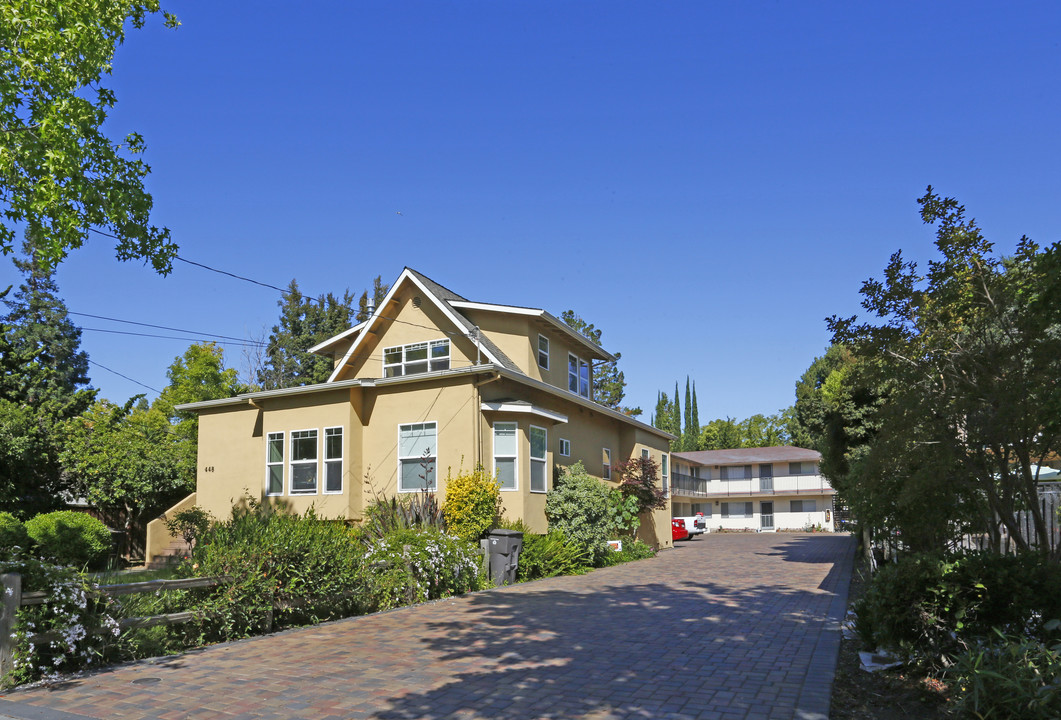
(670, 446, 835, 532)
(147, 268, 675, 561)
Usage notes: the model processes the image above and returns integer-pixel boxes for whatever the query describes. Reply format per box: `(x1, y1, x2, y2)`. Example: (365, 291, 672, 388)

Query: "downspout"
(473, 370, 502, 469)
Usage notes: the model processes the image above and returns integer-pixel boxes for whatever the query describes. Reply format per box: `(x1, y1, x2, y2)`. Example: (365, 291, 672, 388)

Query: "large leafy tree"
(61, 399, 189, 539)
(560, 310, 640, 416)
(0, 1, 179, 271)
(828, 188, 1061, 554)
(0, 245, 96, 515)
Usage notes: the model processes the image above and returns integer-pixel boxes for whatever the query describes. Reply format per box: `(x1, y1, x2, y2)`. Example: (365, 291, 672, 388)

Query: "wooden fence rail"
(1, 573, 231, 681)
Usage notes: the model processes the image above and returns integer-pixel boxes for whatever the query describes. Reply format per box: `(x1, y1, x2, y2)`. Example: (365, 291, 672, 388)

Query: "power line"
(88, 359, 162, 394)
(69, 311, 264, 345)
(81, 326, 262, 347)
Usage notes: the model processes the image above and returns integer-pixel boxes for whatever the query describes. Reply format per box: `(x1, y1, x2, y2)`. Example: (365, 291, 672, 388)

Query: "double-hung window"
(266, 432, 284, 495)
(530, 425, 547, 492)
(399, 422, 437, 491)
(324, 427, 343, 493)
(602, 448, 612, 480)
(384, 339, 450, 377)
(537, 335, 549, 369)
(661, 453, 669, 497)
(290, 429, 318, 494)
(493, 422, 517, 490)
(568, 354, 589, 398)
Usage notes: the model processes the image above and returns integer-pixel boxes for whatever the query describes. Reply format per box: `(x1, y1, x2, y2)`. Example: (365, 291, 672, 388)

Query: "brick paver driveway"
(1, 532, 855, 720)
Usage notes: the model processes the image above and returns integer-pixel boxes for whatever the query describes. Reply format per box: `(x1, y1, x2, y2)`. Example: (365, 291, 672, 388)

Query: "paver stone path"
(1, 532, 855, 720)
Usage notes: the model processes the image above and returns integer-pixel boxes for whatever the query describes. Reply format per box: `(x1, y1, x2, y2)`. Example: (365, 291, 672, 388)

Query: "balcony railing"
(670, 471, 834, 498)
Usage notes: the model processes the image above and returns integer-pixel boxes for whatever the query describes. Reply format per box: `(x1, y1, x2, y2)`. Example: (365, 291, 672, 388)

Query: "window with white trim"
(558, 438, 570, 457)
(602, 447, 611, 480)
(384, 339, 450, 377)
(537, 335, 549, 369)
(642, 448, 650, 460)
(493, 422, 517, 491)
(661, 453, 669, 498)
(791, 499, 816, 513)
(324, 427, 343, 493)
(290, 429, 318, 494)
(266, 432, 284, 496)
(530, 425, 547, 492)
(398, 422, 437, 491)
(568, 353, 589, 398)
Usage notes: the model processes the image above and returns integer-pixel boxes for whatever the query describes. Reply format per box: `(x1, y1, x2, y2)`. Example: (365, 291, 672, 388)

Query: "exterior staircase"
(145, 539, 193, 569)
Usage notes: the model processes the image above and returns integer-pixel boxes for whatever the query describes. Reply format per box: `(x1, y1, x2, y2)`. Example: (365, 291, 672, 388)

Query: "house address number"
(204, 466, 215, 473)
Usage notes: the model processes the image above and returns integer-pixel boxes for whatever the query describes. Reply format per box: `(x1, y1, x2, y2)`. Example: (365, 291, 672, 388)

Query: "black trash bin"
(486, 529, 523, 586)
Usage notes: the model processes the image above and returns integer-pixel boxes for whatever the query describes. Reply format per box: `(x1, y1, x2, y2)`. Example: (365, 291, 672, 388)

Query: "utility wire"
(88, 359, 162, 394)
(70, 311, 264, 345)
(81, 326, 262, 347)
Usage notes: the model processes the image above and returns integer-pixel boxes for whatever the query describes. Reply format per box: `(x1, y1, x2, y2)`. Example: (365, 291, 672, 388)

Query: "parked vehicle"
(671, 518, 689, 541)
(673, 513, 707, 538)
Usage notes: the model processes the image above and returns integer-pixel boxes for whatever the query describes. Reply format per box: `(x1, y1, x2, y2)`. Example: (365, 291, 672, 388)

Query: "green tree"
(698, 418, 742, 450)
(258, 280, 356, 389)
(651, 390, 679, 438)
(61, 399, 190, 539)
(671, 383, 681, 446)
(356, 275, 390, 322)
(0, 245, 96, 515)
(828, 188, 1061, 554)
(560, 310, 640, 416)
(0, 1, 180, 271)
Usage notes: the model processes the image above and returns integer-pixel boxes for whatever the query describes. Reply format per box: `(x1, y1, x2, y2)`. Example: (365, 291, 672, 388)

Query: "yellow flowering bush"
(442, 465, 501, 541)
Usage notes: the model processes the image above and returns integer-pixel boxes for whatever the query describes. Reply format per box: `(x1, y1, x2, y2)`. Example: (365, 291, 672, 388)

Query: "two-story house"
(147, 268, 675, 560)
(670, 447, 835, 532)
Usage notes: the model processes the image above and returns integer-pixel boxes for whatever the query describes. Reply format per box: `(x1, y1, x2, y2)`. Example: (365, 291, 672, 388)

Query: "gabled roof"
(673, 446, 822, 466)
(307, 321, 366, 355)
(447, 300, 615, 362)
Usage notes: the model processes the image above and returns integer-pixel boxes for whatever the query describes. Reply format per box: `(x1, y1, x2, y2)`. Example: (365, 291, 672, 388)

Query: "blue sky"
(3, 1, 1060, 423)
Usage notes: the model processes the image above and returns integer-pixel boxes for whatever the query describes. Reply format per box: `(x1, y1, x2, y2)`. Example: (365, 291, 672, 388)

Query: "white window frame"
(289, 428, 319, 495)
(493, 421, 518, 491)
(603, 447, 612, 480)
(568, 353, 579, 394)
(266, 431, 284, 496)
(530, 425, 547, 493)
(579, 358, 589, 398)
(661, 453, 669, 498)
(537, 334, 549, 370)
(642, 448, 650, 460)
(323, 426, 343, 494)
(398, 421, 437, 492)
(383, 339, 450, 377)
(558, 438, 570, 457)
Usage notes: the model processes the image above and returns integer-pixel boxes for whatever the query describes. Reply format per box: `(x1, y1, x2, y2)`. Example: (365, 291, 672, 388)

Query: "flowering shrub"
(183, 500, 364, 643)
(359, 527, 485, 612)
(442, 465, 501, 541)
(1, 553, 118, 688)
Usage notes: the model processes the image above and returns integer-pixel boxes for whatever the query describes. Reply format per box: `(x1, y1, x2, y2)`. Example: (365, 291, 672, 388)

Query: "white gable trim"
(449, 300, 543, 316)
(327, 269, 503, 382)
(308, 322, 366, 355)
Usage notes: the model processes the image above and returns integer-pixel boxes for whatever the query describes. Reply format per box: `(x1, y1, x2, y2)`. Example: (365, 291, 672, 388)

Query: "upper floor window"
(568, 353, 589, 398)
(384, 339, 450, 377)
(661, 453, 669, 497)
(558, 438, 570, 457)
(537, 335, 549, 369)
(789, 461, 813, 475)
(720, 464, 753, 481)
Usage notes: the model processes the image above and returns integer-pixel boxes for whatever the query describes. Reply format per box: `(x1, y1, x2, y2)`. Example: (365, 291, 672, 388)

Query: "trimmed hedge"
(24, 511, 111, 569)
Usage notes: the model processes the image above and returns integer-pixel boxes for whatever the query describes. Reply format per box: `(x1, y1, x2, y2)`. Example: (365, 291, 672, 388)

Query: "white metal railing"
(670, 472, 833, 498)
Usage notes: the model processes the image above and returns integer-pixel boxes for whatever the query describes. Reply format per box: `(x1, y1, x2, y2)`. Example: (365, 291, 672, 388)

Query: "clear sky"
(3, 1, 1060, 423)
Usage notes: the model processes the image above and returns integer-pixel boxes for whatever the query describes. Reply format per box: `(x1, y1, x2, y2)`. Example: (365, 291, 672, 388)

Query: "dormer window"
(568, 353, 589, 398)
(384, 339, 450, 378)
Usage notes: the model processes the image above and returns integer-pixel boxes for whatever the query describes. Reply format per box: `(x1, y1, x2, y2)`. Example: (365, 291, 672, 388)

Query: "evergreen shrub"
(0, 511, 30, 558)
(950, 629, 1061, 720)
(545, 462, 617, 566)
(24, 511, 111, 569)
